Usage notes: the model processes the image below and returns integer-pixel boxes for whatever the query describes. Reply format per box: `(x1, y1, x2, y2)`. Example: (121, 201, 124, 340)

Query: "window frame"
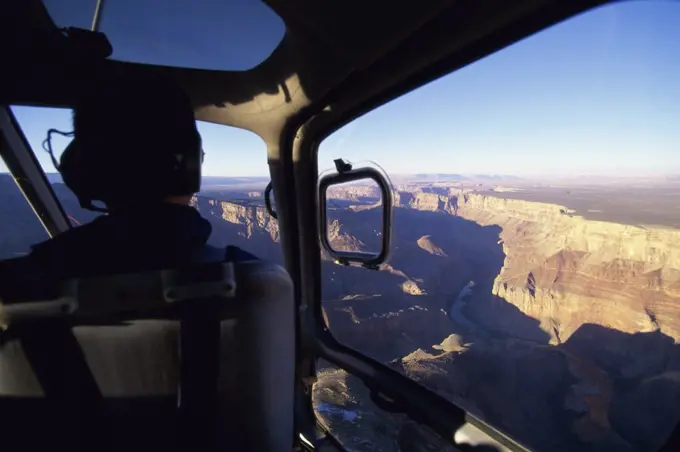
(0, 106, 70, 237)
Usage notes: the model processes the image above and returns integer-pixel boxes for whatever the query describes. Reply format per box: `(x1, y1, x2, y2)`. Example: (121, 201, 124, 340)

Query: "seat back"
(0, 259, 295, 452)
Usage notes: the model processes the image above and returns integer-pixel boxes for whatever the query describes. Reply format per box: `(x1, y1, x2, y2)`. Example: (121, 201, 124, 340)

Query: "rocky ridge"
(382, 189, 680, 343)
(448, 192, 680, 343)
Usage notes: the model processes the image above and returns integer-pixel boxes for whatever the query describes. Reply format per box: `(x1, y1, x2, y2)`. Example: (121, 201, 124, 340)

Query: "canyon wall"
(190, 195, 283, 262)
(447, 192, 680, 343)
(389, 189, 680, 343)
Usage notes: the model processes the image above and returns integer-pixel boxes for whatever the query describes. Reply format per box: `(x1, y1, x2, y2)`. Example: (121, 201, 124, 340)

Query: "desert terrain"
(319, 176, 680, 451)
(2, 172, 680, 451)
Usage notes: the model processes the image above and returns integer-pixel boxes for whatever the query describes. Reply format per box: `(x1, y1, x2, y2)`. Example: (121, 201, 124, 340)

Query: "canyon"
(192, 180, 680, 451)
(2, 173, 680, 451)
(321, 183, 680, 451)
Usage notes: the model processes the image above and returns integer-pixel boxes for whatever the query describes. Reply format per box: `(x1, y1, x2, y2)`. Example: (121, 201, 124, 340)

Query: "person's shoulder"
(0, 252, 53, 301)
(225, 245, 260, 262)
(193, 244, 260, 264)
(0, 254, 35, 276)
(1, 220, 108, 285)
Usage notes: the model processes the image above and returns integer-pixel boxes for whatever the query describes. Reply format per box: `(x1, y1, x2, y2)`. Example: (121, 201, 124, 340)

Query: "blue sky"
(4, 1, 680, 177)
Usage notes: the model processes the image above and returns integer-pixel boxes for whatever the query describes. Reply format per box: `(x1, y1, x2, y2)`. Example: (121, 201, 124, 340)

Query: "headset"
(36, 27, 204, 212)
(43, 128, 204, 212)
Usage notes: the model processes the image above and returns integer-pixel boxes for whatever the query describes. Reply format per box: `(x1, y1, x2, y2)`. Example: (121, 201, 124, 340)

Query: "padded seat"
(0, 260, 295, 452)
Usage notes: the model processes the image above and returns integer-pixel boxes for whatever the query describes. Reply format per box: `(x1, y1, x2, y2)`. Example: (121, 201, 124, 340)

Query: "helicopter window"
(42, 0, 285, 71)
(10, 106, 283, 262)
(11, 106, 104, 226)
(0, 157, 50, 259)
(184, 121, 283, 263)
(318, 2, 680, 451)
(312, 359, 458, 452)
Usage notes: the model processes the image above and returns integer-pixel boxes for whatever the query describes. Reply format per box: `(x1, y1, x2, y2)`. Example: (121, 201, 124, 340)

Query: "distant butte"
(417, 235, 447, 256)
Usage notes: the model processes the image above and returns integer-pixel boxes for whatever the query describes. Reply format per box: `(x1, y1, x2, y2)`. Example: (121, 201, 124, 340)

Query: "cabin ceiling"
(1, 0, 606, 143)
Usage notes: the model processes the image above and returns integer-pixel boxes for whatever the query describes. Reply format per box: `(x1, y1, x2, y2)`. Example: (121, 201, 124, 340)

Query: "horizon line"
(3, 172, 678, 179)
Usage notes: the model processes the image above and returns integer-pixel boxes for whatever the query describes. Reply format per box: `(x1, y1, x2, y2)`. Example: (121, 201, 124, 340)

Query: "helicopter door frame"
(288, 0, 608, 450)
(0, 106, 71, 236)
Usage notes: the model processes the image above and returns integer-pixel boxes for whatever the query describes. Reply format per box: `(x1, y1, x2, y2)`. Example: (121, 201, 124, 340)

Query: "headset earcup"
(59, 140, 87, 197)
(184, 132, 202, 194)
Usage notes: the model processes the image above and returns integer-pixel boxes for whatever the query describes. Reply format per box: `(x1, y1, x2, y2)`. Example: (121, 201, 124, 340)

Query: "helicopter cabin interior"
(1, 0, 679, 451)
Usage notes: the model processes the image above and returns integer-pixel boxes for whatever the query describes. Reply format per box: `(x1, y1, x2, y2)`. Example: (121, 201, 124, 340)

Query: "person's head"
(59, 71, 203, 212)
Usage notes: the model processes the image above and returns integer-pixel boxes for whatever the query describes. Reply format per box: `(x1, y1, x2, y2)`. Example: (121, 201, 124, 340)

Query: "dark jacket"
(0, 203, 257, 300)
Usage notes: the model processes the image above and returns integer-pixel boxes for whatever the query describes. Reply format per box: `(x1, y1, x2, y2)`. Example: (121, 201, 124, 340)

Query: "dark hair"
(61, 72, 202, 208)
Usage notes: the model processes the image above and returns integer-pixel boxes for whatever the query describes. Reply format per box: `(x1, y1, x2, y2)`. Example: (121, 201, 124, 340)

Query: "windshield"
(316, 2, 680, 451)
